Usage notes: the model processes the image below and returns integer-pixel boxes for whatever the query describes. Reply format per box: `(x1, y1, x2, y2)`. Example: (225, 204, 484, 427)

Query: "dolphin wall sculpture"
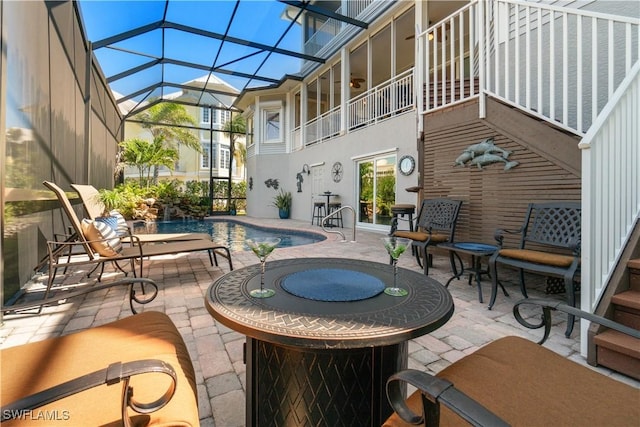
(454, 137, 519, 171)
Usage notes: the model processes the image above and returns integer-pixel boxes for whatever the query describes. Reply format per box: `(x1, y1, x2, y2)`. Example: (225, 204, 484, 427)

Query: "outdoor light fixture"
(428, 23, 449, 42)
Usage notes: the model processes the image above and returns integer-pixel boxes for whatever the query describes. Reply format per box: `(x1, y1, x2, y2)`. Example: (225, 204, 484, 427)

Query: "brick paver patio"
(1, 217, 637, 426)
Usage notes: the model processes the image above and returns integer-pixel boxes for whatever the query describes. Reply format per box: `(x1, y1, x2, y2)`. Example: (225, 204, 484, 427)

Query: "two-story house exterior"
(122, 76, 246, 189)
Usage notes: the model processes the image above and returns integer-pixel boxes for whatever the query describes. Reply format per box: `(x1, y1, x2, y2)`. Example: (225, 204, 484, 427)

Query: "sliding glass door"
(357, 154, 396, 226)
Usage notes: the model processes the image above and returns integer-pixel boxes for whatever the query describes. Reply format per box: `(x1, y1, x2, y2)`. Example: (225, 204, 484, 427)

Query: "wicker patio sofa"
(384, 299, 640, 427)
(1, 310, 199, 426)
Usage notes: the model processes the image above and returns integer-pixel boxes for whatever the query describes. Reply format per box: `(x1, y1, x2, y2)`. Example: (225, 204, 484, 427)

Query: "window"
(201, 144, 219, 169)
(262, 102, 283, 143)
(220, 110, 231, 126)
(246, 116, 254, 146)
(201, 145, 210, 168)
(212, 144, 218, 168)
(220, 146, 230, 169)
(266, 111, 280, 140)
(201, 108, 210, 124)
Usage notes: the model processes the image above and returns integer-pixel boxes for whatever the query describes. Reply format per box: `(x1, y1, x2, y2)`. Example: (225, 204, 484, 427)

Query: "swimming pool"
(132, 219, 325, 252)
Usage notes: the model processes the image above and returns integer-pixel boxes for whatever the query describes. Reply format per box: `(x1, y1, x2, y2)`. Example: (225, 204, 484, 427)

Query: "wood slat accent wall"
(421, 98, 581, 249)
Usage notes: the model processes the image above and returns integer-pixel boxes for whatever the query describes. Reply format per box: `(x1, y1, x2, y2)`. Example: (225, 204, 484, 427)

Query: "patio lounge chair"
(42, 181, 233, 299)
(384, 298, 640, 426)
(1, 310, 199, 426)
(1, 277, 157, 315)
(70, 183, 212, 243)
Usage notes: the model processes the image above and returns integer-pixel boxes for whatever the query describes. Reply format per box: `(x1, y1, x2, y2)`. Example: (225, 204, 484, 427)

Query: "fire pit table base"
(247, 338, 407, 426)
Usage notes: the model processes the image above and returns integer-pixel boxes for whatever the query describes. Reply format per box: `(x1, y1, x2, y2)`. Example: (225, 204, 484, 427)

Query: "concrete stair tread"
(612, 290, 640, 311)
(594, 329, 640, 359)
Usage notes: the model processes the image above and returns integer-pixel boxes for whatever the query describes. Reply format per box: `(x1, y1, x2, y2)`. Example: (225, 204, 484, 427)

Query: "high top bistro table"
(205, 257, 454, 427)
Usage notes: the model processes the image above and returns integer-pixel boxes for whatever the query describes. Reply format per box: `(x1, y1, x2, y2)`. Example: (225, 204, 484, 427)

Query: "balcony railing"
(348, 70, 414, 131)
(287, 69, 415, 148)
(305, 106, 341, 146)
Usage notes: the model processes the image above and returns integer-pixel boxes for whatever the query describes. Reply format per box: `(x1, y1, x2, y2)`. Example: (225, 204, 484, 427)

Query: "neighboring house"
(121, 75, 246, 187)
(237, 0, 639, 362)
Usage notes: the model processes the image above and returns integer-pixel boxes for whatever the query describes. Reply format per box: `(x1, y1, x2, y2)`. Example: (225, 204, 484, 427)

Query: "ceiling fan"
(405, 21, 449, 42)
(350, 77, 365, 88)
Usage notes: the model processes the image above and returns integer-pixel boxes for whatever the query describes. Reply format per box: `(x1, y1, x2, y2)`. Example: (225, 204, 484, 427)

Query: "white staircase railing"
(579, 60, 640, 353)
(417, 0, 640, 136)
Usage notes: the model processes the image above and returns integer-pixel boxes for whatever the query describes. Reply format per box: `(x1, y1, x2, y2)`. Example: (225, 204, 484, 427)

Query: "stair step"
(614, 309, 640, 330)
(594, 330, 640, 380)
(611, 290, 640, 329)
(630, 259, 640, 291)
(612, 290, 640, 311)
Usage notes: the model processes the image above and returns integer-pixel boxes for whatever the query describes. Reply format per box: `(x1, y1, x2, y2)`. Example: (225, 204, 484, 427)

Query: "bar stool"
(311, 201, 326, 226)
(328, 202, 344, 228)
(390, 204, 416, 231)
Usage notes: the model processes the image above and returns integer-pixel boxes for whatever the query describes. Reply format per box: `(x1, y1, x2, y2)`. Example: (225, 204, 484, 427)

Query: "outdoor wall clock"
(399, 155, 415, 176)
(332, 162, 344, 182)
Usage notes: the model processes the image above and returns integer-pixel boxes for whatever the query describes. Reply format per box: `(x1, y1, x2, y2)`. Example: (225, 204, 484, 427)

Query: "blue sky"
(78, 1, 306, 101)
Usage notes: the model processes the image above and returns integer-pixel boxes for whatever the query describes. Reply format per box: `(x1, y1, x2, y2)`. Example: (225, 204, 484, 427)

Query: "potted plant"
(229, 200, 237, 216)
(95, 188, 124, 230)
(272, 189, 292, 219)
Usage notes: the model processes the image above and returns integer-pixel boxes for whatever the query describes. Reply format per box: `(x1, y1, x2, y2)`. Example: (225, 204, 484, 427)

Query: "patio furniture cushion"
(110, 209, 130, 235)
(383, 336, 639, 427)
(497, 248, 576, 268)
(81, 219, 123, 257)
(1, 311, 198, 426)
(393, 231, 450, 243)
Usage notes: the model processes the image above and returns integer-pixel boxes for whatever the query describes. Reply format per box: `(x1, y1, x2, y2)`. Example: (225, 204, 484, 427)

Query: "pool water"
(132, 219, 325, 252)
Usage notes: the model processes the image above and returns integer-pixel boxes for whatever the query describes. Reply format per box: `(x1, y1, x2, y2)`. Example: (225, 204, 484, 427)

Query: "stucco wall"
(246, 113, 418, 230)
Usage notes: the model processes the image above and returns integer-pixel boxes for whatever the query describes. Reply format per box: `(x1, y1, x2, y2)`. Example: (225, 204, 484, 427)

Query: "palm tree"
(117, 137, 179, 187)
(222, 113, 246, 212)
(223, 113, 246, 175)
(133, 103, 199, 184)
